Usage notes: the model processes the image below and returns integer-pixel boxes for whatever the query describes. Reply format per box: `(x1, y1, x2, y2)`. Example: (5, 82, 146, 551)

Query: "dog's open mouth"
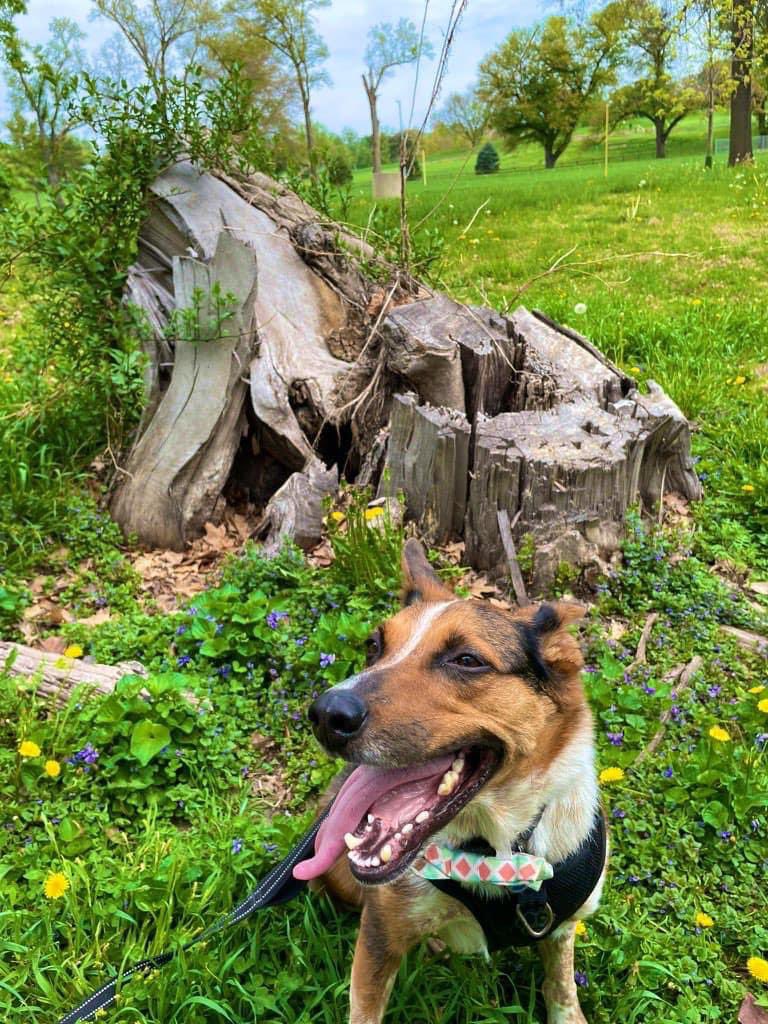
(293, 746, 499, 885)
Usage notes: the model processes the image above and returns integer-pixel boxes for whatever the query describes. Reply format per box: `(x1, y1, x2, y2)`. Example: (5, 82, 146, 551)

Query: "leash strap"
(58, 808, 329, 1024)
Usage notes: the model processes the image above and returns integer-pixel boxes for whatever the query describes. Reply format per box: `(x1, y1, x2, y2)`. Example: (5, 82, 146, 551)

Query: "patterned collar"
(413, 842, 553, 889)
(412, 808, 552, 890)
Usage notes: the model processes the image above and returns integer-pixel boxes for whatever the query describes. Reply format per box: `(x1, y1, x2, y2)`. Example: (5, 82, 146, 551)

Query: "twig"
(497, 509, 530, 607)
(627, 612, 658, 670)
(634, 655, 703, 764)
(508, 249, 694, 305)
(458, 198, 490, 239)
(657, 463, 668, 525)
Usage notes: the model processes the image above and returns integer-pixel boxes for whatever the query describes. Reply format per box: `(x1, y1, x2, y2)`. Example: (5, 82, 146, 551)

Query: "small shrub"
(475, 142, 500, 175)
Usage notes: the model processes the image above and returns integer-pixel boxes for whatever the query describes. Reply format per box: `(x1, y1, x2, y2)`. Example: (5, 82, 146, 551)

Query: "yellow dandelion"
(749, 685, 765, 694)
(599, 767, 625, 784)
(43, 872, 70, 900)
(63, 644, 83, 659)
(18, 740, 41, 758)
(630, 366, 642, 374)
(44, 760, 61, 778)
(364, 507, 384, 521)
(329, 511, 344, 522)
(695, 911, 714, 928)
(574, 920, 587, 936)
(732, 375, 746, 385)
(741, 484, 755, 493)
(691, 298, 702, 305)
(758, 698, 768, 714)
(708, 725, 731, 742)
(747, 956, 768, 983)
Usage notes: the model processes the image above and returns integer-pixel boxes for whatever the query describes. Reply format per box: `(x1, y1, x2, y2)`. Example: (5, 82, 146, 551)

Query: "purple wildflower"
(755, 733, 768, 751)
(662, 767, 674, 778)
(606, 731, 624, 747)
(612, 808, 626, 819)
(574, 971, 588, 987)
(266, 610, 289, 629)
(295, 635, 307, 646)
(231, 838, 243, 854)
(643, 684, 656, 695)
(177, 654, 192, 667)
(74, 743, 99, 765)
(176, 624, 187, 636)
(707, 685, 722, 698)
(269, 668, 279, 679)
(319, 652, 336, 669)
(218, 664, 231, 678)
(719, 830, 732, 840)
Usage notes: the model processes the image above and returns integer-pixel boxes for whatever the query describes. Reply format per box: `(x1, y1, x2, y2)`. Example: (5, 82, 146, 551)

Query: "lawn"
(1, 125, 768, 1023)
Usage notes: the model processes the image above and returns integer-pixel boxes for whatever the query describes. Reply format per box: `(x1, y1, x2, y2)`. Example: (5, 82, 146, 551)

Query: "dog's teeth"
(371, 856, 381, 867)
(344, 832, 363, 850)
(365, 825, 372, 832)
(415, 811, 430, 824)
(394, 832, 402, 840)
(380, 844, 392, 863)
(438, 770, 459, 796)
(401, 823, 414, 834)
(367, 814, 375, 824)
(452, 757, 465, 774)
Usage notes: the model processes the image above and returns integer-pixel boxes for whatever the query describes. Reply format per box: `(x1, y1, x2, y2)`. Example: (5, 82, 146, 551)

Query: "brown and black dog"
(294, 539, 606, 1024)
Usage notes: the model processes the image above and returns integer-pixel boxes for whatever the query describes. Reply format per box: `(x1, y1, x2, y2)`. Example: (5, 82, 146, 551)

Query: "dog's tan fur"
(312, 541, 604, 1024)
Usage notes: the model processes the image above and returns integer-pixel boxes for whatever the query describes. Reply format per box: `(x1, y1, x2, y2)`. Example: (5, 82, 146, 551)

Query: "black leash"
(58, 808, 329, 1024)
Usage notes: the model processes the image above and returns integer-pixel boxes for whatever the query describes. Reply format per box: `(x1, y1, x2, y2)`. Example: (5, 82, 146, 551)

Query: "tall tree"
(435, 86, 488, 147)
(90, 0, 221, 113)
(2, 17, 88, 190)
(362, 19, 432, 173)
(478, 8, 626, 169)
(728, 0, 755, 162)
(201, 16, 298, 134)
(609, 1, 699, 158)
(252, 0, 330, 173)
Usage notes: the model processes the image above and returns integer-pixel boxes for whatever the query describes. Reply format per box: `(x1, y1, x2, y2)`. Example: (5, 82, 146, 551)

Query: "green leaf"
(130, 720, 171, 766)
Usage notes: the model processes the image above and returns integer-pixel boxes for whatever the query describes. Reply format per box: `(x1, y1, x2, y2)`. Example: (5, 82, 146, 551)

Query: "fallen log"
(0, 642, 147, 707)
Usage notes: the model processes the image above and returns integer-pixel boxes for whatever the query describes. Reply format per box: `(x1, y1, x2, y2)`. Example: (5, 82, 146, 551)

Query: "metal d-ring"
(516, 901, 554, 939)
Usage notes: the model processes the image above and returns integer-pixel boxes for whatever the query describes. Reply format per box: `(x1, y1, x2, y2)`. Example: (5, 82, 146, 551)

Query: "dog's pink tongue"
(293, 755, 453, 881)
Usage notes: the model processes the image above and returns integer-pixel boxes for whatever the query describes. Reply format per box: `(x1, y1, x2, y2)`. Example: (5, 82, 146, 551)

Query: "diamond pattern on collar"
(412, 842, 553, 890)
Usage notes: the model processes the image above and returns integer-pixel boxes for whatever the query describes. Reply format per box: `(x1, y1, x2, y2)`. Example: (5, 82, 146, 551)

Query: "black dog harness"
(428, 811, 607, 950)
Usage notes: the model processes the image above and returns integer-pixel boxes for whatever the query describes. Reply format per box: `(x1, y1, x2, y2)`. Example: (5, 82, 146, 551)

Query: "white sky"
(1, 0, 541, 135)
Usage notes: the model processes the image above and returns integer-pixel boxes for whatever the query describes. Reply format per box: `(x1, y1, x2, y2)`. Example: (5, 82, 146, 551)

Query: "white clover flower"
(574, 302, 588, 315)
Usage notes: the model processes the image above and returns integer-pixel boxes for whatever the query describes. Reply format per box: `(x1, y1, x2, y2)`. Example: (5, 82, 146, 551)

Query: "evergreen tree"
(475, 141, 500, 174)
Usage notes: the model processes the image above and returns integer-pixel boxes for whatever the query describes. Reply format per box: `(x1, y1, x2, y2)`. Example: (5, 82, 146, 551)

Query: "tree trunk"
(728, 0, 754, 165)
(705, 100, 714, 169)
(364, 76, 382, 174)
(300, 81, 316, 175)
(544, 145, 557, 169)
(655, 121, 667, 158)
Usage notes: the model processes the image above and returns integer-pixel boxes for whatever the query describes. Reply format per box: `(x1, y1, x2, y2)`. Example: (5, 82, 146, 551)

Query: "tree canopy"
(478, 8, 626, 168)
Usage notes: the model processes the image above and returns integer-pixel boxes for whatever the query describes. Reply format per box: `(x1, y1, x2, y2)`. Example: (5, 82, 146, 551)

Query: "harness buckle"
(515, 900, 554, 939)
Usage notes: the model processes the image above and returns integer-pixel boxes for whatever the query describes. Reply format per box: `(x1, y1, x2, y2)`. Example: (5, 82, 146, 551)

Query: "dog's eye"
(448, 652, 488, 671)
(365, 632, 382, 665)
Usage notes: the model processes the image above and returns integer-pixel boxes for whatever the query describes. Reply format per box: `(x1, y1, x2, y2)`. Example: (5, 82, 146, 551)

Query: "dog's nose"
(308, 689, 368, 751)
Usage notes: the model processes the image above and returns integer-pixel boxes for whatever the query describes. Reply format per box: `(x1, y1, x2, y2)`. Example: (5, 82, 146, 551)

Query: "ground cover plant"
(1, 112, 768, 1023)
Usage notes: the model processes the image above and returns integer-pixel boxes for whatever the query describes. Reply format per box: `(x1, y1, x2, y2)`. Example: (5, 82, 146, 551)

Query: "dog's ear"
(401, 539, 454, 606)
(529, 601, 585, 679)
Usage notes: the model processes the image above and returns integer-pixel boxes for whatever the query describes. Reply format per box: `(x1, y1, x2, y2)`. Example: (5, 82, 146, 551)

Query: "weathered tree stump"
(114, 163, 702, 590)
